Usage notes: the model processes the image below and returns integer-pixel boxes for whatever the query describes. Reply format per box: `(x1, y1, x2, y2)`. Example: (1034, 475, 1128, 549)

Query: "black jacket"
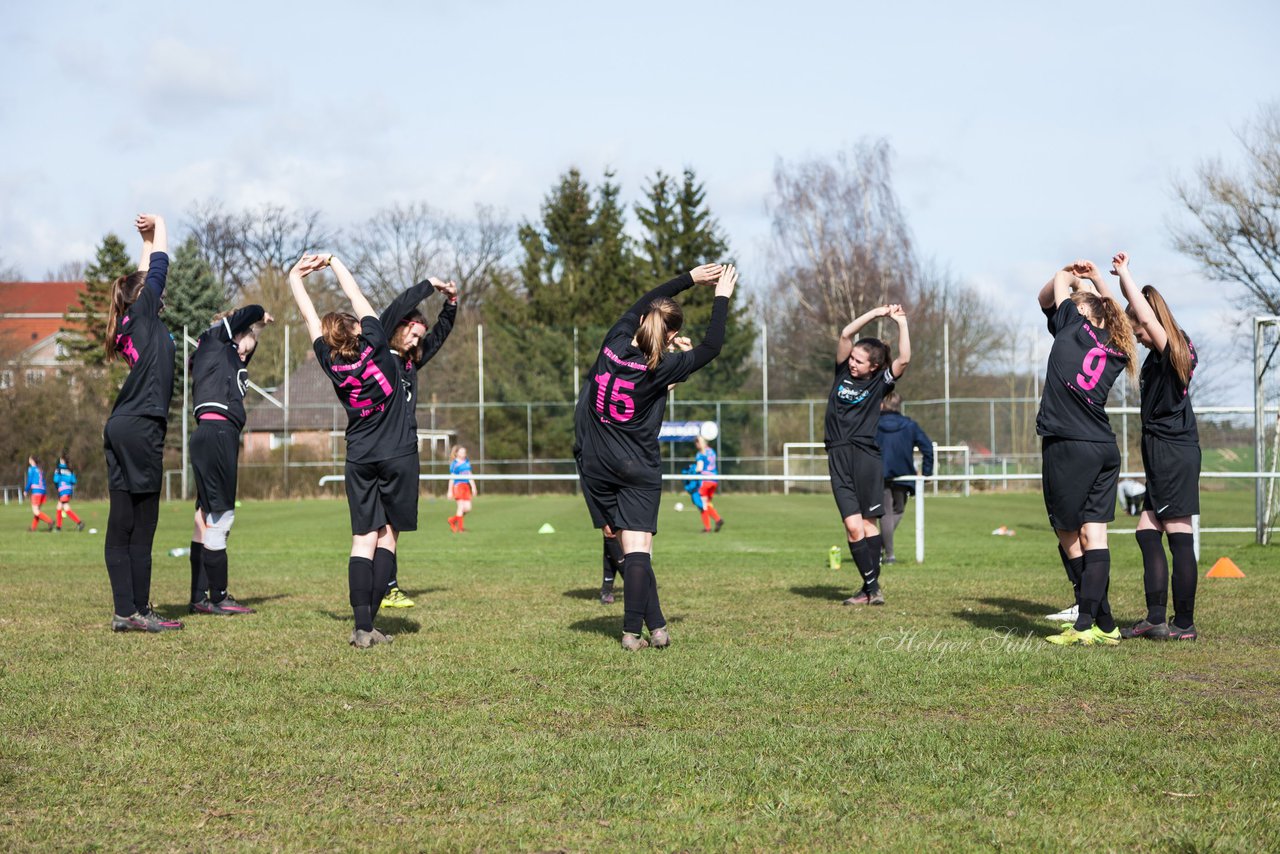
(876, 411, 934, 493)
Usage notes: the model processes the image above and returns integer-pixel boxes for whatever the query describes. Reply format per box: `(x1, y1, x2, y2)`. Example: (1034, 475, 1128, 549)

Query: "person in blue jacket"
(874, 393, 933, 564)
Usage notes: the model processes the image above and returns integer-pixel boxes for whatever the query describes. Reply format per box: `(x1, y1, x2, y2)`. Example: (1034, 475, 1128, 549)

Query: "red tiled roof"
(0, 281, 85, 314)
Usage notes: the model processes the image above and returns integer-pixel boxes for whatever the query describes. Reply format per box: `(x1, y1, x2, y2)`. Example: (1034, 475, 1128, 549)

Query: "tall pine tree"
(635, 168, 757, 396)
(61, 233, 132, 367)
(162, 235, 226, 341)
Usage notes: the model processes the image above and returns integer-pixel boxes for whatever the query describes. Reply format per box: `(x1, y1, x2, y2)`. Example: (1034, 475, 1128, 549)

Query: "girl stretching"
(26, 456, 52, 532)
(290, 253, 419, 648)
(448, 446, 472, 533)
(187, 304, 273, 616)
(103, 215, 183, 632)
(1037, 263, 1137, 646)
(575, 263, 737, 650)
(824, 305, 911, 606)
(1112, 253, 1201, 641)
(52, 455, 84, 531)
(378, 275, 457, 607)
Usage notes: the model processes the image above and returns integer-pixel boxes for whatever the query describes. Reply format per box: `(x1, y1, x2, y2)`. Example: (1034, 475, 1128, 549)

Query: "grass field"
(2, 488, 1278, 851)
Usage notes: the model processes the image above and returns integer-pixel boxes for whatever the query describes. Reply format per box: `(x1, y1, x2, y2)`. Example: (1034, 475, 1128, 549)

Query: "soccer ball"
(699, 421, 718, 441)
(674, 502, 685, 512)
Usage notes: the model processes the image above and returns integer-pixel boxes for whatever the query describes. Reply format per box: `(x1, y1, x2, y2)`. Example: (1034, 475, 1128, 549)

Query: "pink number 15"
(594, 372, 636, 422)
(1076, 347, 1108, 390)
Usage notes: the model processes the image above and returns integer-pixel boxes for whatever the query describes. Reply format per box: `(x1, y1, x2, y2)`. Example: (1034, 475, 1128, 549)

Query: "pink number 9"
(1077, 347, 1107, 390)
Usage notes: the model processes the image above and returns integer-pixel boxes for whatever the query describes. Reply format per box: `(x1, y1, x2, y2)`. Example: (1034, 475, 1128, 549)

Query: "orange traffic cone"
(1206, 557, 1245, 578)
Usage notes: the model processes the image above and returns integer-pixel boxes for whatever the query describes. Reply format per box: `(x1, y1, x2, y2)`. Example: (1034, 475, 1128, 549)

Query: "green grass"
(1, 491, 1277, 851)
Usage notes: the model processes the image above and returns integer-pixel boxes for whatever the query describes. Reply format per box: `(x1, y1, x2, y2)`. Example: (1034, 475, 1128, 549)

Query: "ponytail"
(1073, 292, 1137, 379)
(635, 297, 683, 371)
(104, 271, 147, 362)
(321, 312, 361, 362)
(1141, 285, 1193, 386)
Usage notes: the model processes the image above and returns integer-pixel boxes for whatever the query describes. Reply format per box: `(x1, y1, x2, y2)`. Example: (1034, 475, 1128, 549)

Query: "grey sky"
(3, 0, 1277, 401)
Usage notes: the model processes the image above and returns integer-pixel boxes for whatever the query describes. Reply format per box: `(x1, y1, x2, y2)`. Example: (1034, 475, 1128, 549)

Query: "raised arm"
(135, 214, 167, 272)
(1040, 269, 1080, 310)
(889, 306, 910, 378)
(622, 264, 724, 324)
(681, 265, 738, 372)
(418, 291, 458, 367)
(325, 255, 377, 321)
(215, 305, 267, 342)
(380, 277, 443, 331)
(1111, 252, 1167, 352)
(288, 255, 327, 342)
(1069, 260, 1117, 301)
(836, 305, 891, 363)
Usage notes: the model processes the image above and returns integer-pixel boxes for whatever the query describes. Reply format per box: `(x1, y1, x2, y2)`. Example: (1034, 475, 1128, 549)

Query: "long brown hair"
(853, 337, 890, 371)
(321, 312, 361, 362)
(390, 309, 428, 363)
(1141, 285, 1193, 386)
(635, 298, 683, 371)
(1071, 292, 1138, 378)
(104, 270, 147, 362)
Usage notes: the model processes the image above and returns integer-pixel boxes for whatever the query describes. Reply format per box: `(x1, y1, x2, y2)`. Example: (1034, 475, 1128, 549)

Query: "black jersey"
(824, 363, 897, 450)
(379, 282, 457, 432)
(109, 253, 175, 419)
(314, 316, 417, 464)
(191, 305, 265, 431)
(1140, 337, 1198, 444)
(574, 273, 728, 485)
(1036, 300, 1128, 442)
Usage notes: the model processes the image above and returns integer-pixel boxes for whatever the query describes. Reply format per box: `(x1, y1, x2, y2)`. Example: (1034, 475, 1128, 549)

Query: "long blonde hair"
(104, 271, 147, 362)
(1071, 292, 1137, 378)
(635, 298, 683, 371)
(1141, 285, 1193, 386)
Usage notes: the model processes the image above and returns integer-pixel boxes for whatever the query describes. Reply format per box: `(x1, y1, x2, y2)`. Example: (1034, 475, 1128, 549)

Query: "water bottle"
(828, 545, 842, 571)
(169, 547, 189, 558)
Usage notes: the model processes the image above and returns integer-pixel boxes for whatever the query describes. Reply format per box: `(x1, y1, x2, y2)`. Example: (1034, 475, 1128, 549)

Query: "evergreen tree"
(520, 168, 597, 327)
(635, 168, 758, 396)
(162, 235, 226, 342)
(60, 233, 131, 367)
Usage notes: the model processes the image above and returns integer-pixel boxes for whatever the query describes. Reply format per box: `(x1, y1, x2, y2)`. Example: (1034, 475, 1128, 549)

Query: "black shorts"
(344, 451, 419, 535)
(1141, 434, 1200, 518)
(576, 456, 661, 535)
(1041, 437, 1120, 530)
(191, 421, 240, 513)
(883, 482, 910, 516)
(827, 444, 885, 519)
(103, 415, 166, 493)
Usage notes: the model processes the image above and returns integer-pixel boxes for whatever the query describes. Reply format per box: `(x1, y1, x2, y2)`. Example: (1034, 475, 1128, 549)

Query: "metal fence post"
(181, 325, 189, 501)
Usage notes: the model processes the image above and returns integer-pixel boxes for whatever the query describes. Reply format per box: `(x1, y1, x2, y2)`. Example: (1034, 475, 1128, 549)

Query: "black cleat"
(714, 519, 724, 533)
(1167, 623, 1198, 641)
(1119, 619, 1170, 640)
(599, 586, 615, 605)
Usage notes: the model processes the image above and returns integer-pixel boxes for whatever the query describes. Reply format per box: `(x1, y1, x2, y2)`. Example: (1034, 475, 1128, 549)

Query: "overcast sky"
(3, 0, 1277, 401)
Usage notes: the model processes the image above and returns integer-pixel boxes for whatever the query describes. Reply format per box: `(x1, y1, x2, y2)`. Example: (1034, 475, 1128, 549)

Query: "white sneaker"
(1045, 604, 1079, 622)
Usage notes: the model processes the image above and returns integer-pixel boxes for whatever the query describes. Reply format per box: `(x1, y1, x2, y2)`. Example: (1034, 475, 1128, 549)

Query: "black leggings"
(104, 491, 160, 616)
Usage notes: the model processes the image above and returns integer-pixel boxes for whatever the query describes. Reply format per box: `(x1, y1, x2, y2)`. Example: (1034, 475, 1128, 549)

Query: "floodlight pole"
(478, 324, 485, 465)
(762, 320, 769, 473)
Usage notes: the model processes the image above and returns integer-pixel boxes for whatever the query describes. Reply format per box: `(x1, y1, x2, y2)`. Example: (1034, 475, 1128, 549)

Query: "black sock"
(105, 545, 134, 616)
(372, 548, 395, 618)
(865, 534, 884, 587)
(1168, 532, 1197, 629)
(621, 552, 649, 636)
(189, 541, 207, 602)
(643, 556, 665, 631)
(1076, 548, 1113, 632)
(1057, 544, 1083, 604)
(848, 539, 874, 593)
(1135, 529, 1169, 624)
(602, 536, 624, 589)
(204, 548, 229, 602)
(348, 556, 375, 631)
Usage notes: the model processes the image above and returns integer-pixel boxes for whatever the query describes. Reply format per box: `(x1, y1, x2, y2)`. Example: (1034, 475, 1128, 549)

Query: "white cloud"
(143, 37, 259, 113)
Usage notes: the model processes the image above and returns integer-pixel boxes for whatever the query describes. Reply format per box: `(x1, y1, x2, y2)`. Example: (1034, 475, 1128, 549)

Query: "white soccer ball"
(674, 502, 685, 512)
(88, 528, 98, 534)
(699, 420, 719, 441)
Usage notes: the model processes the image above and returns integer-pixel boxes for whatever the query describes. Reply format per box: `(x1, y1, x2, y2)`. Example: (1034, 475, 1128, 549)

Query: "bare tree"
(44, 260, 86, 282)
(187, 200, 336, 299)
(1171, 102, 1280, 316)
(0, 255, 22, 280)
(347, 202, 515, 306)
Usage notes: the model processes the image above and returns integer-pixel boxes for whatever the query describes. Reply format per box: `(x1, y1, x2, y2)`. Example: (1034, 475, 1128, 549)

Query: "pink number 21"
(1076, 347, 1108, 390)
(340, 361, 393, 408)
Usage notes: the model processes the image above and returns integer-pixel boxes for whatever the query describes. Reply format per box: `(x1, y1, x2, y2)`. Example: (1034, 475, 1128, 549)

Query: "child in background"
(694, 435, 723, 533)
(26, 456, 53, 532)
(52, 455, 84, 531)
(448, 446, 473, 532)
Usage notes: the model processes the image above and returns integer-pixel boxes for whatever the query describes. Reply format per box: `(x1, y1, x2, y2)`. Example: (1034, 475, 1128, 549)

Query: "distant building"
(0, 281, 86, 389)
